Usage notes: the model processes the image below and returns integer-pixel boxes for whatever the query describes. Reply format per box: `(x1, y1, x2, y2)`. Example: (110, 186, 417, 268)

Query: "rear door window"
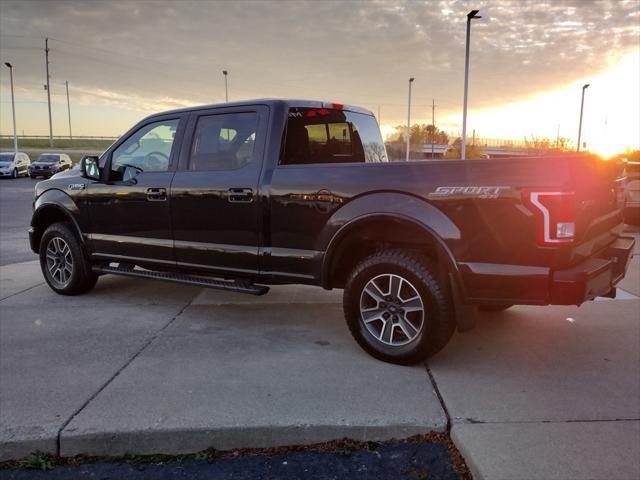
(281, 107, 387, 165)
(189, 112, 258, 171)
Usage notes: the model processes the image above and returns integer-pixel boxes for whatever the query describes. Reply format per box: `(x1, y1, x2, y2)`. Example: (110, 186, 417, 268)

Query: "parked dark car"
(29, 153, 73, 179)
(0, 151, 31, 178)
(28, 100, 635, 364)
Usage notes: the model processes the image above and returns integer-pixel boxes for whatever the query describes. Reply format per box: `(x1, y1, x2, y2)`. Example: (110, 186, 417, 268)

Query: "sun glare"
(425, 49, 640, 158)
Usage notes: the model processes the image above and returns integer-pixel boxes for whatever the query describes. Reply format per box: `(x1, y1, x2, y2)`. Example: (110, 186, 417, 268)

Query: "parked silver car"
(0, 151, 31, 178)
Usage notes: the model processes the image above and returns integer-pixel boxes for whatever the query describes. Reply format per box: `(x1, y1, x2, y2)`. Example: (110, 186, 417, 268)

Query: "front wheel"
(39, 223, 98, 295)
(343, 250, 455, 365)
(11, 168, 17, 179)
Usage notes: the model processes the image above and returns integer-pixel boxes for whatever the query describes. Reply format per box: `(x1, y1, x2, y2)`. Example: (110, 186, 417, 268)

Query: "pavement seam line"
(0, 282, 45, 302)
(457, 418, 640, 425)
(425, 363, 451, 432)
(54, 299, 193, 456)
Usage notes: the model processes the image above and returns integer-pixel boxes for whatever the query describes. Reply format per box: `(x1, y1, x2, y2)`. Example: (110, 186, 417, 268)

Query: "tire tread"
(39, 222, 98, 295)
(343, 249, 455, 365)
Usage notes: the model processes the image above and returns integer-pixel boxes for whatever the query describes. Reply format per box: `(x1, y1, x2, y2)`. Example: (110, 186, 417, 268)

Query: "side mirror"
(80, 156, 101, 180)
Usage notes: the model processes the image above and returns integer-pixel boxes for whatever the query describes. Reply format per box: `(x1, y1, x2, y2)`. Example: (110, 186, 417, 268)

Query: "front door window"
(111, 119, 179, 180)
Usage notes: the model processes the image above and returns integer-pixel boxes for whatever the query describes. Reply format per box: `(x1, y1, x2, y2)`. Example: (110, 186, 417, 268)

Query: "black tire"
(478, 304, 512, 312)
(39, 223, 98, 295)
(343, 250, 455, 365)
(11, 168, 17, 179)
(30, 175, 36, 179)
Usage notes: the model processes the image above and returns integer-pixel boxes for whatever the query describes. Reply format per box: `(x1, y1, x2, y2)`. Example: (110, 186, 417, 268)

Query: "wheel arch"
(31, 190, 86, 254)
(320, 192, 461, 290)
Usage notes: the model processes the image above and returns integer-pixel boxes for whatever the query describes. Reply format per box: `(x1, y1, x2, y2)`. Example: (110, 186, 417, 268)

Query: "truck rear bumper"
(550, 236, 635, 304)
(458, 236, 635, 306)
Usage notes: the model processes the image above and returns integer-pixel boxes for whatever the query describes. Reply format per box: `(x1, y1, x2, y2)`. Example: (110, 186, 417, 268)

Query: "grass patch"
(18, 451, 55, 471)
(0, 137, 114, 165)
(0, 138, 115, 151)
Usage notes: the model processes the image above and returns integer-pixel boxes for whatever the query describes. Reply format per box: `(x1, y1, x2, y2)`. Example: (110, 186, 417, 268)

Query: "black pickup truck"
(29, 99, 635, 364)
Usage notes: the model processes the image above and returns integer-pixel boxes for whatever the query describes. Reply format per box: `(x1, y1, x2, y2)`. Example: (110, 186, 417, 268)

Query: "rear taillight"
(523, 190, 577, 246)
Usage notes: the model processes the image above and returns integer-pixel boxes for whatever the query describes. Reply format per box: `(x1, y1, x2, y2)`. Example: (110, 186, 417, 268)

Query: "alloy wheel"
(359, 273, 425, 346)
(45, 237, 74, 288)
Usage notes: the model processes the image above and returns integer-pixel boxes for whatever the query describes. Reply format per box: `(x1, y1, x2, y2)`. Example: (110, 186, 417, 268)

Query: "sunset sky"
(0, 0, 638, 157)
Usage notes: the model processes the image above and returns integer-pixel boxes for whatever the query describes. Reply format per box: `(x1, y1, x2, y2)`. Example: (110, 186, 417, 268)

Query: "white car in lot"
(0, 151, 31, 178)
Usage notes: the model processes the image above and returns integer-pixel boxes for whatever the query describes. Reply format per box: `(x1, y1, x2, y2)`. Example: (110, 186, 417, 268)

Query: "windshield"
(0, 153, 15, 163)
(36, 155, 59, 164)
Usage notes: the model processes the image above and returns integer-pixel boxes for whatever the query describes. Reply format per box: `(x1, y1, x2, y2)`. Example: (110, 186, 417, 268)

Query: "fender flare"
(319, 192, 461, 288)
(31, 189, 86, 251)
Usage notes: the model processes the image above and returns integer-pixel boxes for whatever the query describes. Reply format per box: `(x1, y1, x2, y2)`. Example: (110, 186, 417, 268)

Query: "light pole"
(222, 70, 228, 102)
(65, 80, 72, 140)
(4, 62, 18, 155)
(577, 83, 589, 152)
(461, 9, 481, 160)
(406, 77, 414, 162)
(45, 38, 53, 147)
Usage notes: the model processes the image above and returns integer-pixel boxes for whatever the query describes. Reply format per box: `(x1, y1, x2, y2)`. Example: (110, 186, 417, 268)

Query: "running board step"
(92, 265, 269, 296)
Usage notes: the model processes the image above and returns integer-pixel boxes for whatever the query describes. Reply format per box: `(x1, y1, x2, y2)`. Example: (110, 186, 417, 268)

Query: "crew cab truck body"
(29, 99, 635, 364)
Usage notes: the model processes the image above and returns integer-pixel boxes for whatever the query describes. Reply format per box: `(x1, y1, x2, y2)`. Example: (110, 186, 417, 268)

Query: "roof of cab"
(152, 99, 374, 118)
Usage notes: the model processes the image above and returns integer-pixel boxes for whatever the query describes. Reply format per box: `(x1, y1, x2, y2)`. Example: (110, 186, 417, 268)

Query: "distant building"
(417, 144, 450, 159)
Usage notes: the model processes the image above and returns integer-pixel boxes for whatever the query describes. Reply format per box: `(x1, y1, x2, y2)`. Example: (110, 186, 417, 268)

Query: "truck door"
(85, 115, 184, 265)
(170, 106, 268, 276)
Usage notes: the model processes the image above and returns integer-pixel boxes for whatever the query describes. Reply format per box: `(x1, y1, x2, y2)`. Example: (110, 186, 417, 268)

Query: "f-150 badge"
(68, 183, 86, 191)
(429, 186, 508, 199)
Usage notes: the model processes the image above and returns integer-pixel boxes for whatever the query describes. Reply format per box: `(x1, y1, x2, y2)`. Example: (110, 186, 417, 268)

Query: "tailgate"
(570, 156, 624, 260)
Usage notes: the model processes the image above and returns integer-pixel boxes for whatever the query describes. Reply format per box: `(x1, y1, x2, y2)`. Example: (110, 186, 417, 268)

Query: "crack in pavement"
(453, 418, 640, 425)
(425, 363, 451, 433)
(54, 298, 194, 456)
(0, 282, 45, 302)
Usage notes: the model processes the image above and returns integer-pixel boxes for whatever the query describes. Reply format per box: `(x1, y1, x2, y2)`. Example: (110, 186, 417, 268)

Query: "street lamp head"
(467, 9, 481, 19)
(4, 62, 12, 68)
(583, 83, 590, 89)
(409, 77, 415, 83)
(222, 70, 228, 76)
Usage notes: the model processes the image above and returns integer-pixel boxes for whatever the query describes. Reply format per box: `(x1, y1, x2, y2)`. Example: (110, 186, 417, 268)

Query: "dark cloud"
(1, 0, 638, 126)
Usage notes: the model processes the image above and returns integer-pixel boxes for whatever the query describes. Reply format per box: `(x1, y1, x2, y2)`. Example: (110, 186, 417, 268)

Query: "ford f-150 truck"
(29, 99, 635, 364)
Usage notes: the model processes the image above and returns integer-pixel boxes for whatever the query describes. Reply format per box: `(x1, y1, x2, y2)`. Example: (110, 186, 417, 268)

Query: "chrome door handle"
(146, 187, 167, 201)
(228, 188, 253, 203)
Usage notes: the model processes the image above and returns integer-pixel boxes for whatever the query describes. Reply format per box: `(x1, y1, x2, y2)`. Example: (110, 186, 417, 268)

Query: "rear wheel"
(343, 250, 455, 365)
(39, 223, 98, 295)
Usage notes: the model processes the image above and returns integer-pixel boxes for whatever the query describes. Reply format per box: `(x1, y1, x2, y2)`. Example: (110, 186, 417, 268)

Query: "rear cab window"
(281, 107, 388, 165)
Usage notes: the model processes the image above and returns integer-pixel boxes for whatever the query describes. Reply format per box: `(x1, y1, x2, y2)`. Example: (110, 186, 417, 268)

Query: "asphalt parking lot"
(1, 177, 638, 479)
(0, 178, 38, 266)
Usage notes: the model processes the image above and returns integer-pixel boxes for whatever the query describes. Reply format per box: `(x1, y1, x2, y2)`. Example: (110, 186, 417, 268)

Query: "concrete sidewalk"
(431, 300, 640, 480)
(0, 264, 446, 461)
(1, 244, 639, 479)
